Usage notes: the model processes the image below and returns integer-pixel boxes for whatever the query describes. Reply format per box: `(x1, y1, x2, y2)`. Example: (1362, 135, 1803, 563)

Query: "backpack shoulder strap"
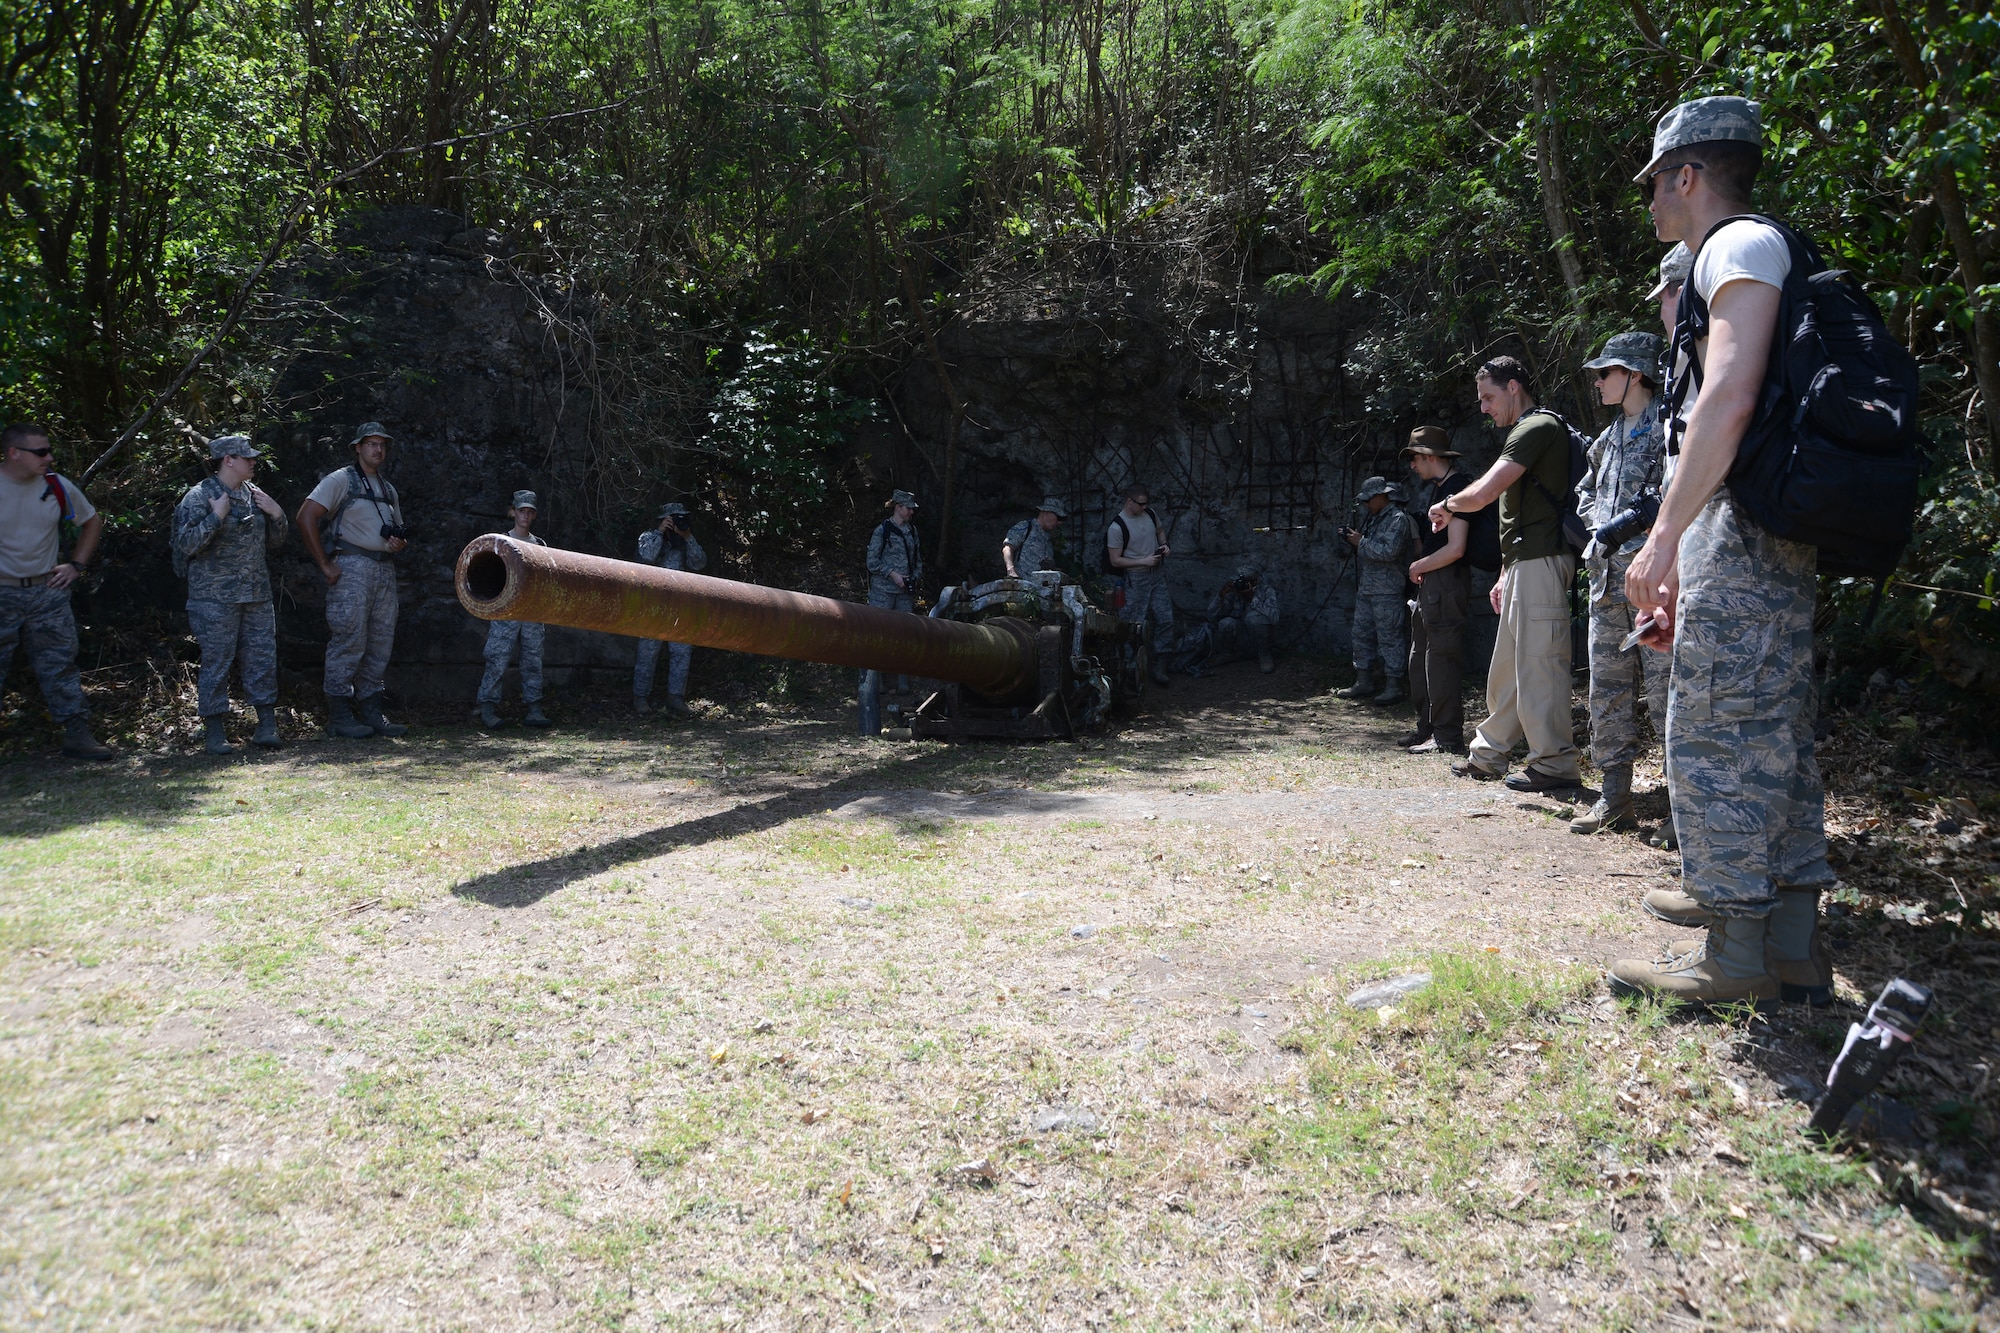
(42, 474, 73, 524)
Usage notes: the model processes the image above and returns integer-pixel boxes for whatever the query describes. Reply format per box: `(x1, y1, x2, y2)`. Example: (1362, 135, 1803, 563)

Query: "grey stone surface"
(1345, 972, 1433, 1009)
(1069, 924, 1097, 939)
(1032, 1105, 1101, 1134)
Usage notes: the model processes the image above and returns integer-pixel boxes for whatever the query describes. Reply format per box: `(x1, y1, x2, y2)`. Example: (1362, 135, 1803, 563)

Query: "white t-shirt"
(0, 470, 98, 579)
(1669, 218, 1793, 425)
(306, 465, 404, 553)
(1107, 508, 1159, 564)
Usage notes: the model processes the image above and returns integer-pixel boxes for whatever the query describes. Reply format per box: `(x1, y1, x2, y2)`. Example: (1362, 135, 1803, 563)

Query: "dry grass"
(0, 660, 1993, 1329)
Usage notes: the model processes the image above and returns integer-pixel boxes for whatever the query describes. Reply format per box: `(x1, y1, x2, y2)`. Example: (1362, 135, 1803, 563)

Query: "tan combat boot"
(1655, 891, 1833, 1006)
(1641, 885, 1712, 928)
(1608, 917, 1778, 1009)
(1571, 764, 1636, 834)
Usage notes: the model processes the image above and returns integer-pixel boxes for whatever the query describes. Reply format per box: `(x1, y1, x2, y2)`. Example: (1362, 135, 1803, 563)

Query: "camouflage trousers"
(1117, 567, 1177, 655)
(1667, 494, 1834, 918)
(634, 639, 691, 699)
(1586, 582, 1669, 768)
(1350, 591, 1409, 679)
(480, 620, 546, 703)
(188, 599, 278, 716)
(0, 583, 87, 722)
(867, 589, 916, 615)
(324, 553, 399, 699)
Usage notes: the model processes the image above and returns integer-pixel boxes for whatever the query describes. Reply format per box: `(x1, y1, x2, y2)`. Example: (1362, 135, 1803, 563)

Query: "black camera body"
(1592, 491, 1660, 552)
(380, 521, 410, 541)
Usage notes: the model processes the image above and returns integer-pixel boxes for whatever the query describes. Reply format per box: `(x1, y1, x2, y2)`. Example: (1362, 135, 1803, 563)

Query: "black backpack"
(1462, 504, 1503, 573)
(1518, 408, 1592, 555)
(1668, 215, 1924, 579)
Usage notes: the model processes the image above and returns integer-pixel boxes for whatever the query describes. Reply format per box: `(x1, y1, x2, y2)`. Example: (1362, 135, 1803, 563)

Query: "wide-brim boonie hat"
(1356, 475, 1394, 502)
(887, 489, 919, 508)
(1037, 496, 1069, 518)
(350, 421, 394, 446)
(1646, 243, 1694, 299)
(1583, 331, 1665, 377)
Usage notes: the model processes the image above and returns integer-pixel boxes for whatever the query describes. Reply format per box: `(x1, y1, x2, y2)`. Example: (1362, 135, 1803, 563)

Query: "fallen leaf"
(1728, 1203, 1749, 1220)
(950, 1158, 997, 1185)
(847, 1264, 877, 1295)
(926, 1234, 945, 1260)
(1399, 858, 1422, 869)
(751, 1018, 775, 1034)
(801, 1107, 826, 1125)
(710, 1044, 729, 1065)
(838, 1178, 854, 1209)
(1711, 1139, 1748, 1164)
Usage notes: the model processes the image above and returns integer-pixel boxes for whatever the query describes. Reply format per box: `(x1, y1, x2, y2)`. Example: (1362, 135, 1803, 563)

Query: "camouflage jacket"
(1003, 518, 1059, 574)
(1355, 505, 1418, 596)
(1208, 580, 1279, 628)
(173, 477, 287, 603)
(1577, 398, 1665, 602)
(866, 517, 922, 594)
(637, 527, 706, 573)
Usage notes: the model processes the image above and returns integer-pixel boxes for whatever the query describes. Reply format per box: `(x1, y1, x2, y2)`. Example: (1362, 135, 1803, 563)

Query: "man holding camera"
(1206, 564, 1279, 673)
(298, 421, 409, 739)
(0, 422, 112, 759)
(633, 501, 706, 717)
(479, 490, 552, 729)
(1571, 332, 1669, 836)
(172, 434, 289, 754)
(1334, 475, 1417, 705)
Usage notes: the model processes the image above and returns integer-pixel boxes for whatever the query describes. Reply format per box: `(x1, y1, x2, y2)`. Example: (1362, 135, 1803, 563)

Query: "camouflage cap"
(1646, 242, 1694, 299)
(657, 501, 690, 519)
(1401, 425, 1461, 459)
(208, 434, 259, 460)
(512, 490, 539, 510)
(1635, 96, 1762, 181)
(1234, 563, 1261, 581)
(887, 489, 920, 509)
(1036, 495, 1069, 518)
(350, 421, 394, 446)
(1356, 475, 1395, 503)
(1583, 331, 1665, 377)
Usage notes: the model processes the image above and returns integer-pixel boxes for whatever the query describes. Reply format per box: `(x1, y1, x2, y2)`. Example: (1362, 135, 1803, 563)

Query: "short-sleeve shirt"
(1497, 412, 1570, 566)
(1416, 472, 1470, 559)
(1107, 509, 1159, 562)
(306, 466, 404, 554)
(0, 471, 97, 579)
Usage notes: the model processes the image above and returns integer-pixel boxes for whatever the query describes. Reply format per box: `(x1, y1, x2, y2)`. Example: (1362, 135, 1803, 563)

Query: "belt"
(332, 547, 396, 562)
(5, 572, 56, 587)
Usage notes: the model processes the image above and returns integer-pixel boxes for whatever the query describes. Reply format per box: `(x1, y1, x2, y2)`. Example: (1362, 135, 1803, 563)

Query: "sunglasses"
(1642, 162, 1703, 202)
(1594, 366, 1628, 380)
(12, 444, 53, 457)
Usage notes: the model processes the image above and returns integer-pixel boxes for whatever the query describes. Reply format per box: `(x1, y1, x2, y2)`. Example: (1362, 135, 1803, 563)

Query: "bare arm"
(49, 513, 104, 589)
(1409, 517, 1468, 577)
(297, 498, 338, 583)
(1428, 459, 1524, 530)
(1625, 279, 1782, 637)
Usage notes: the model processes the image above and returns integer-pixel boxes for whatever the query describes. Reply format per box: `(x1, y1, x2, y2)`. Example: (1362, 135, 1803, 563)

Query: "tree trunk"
(1874, 0, 2000, 451)
(1529, 69, 1588, 319)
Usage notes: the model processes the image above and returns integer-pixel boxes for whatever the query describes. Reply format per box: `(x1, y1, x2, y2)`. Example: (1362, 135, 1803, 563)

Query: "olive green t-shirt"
(1497, 410, 1570, 566)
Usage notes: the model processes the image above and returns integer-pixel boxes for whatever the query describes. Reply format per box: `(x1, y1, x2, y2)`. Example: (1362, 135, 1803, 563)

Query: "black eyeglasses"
(1594, 366, 1624, 380)
(13, 445, 52, 457)
(1642, 162, 1703, 202)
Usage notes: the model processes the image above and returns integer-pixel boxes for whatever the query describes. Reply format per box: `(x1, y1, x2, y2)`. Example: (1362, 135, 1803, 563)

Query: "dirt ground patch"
(0, 659, 1994, 1329)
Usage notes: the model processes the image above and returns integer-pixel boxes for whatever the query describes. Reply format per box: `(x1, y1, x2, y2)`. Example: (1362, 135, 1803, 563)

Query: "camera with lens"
(380, 521, 410, 541)
(1589, 491, 1659, 555)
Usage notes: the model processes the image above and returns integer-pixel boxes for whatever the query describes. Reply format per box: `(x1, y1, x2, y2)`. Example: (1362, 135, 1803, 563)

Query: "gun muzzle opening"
(462, 547, 513, 607)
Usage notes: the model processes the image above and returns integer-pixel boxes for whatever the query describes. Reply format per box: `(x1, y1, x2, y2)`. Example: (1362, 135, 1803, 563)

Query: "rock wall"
(258, 207, 649, 704)
(892, 281, 1503, 664)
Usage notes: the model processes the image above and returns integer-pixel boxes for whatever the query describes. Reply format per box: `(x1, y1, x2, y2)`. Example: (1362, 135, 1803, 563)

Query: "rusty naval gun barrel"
(456, 534, 1039, 701)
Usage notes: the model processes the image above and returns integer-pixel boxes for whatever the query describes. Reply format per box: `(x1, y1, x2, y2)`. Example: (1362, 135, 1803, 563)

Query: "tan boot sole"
(1606, 956, 1779, 1010)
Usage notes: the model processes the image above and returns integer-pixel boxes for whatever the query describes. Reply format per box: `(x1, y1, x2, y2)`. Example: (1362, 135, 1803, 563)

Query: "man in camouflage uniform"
(867, 490, 923, 611)
(1570, 332, 1668, 835)
(1609, 96, 1836, 1009)
(633, 502, 707, 717)
(0, 422, 112, 759)
(1002, 497, 1066, 578)
(173, 435, 289, 754)
(1105, 484, 1175, 687)
(298, 422, 409, 739)
(479, 490, 551, 729)
(1335, 476, 1417, 705)
(1206, 564, 1279, 673)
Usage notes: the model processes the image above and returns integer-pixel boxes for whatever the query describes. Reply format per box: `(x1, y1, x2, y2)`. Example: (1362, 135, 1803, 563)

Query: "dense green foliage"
(1, 0, 1995, 664)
